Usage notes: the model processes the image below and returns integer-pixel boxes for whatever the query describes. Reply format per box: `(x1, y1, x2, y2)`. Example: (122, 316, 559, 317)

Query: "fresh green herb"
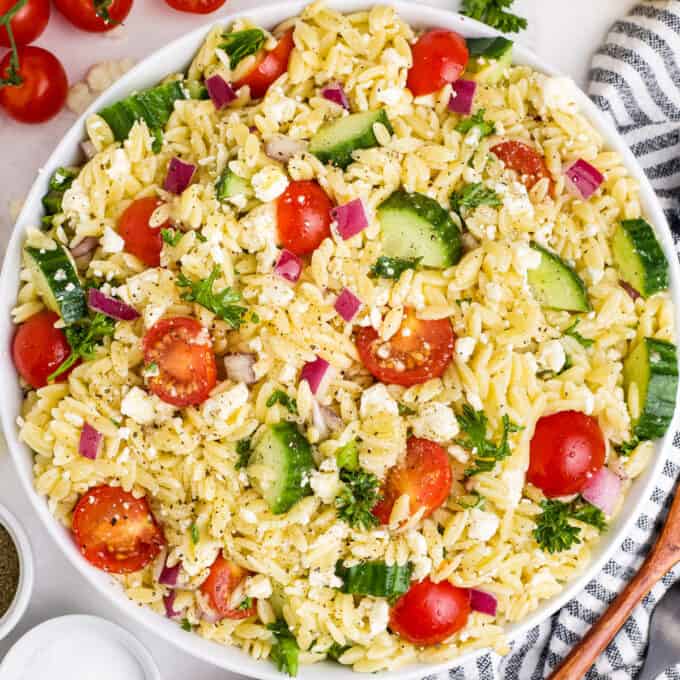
(327, 643, 351, 661)
(335, 439, 360, 471)
(238, 597, 253, 611)
(267, 619, 300, 677)
(533, 497, 607, 553)
(397, 402, 417, 417)
(221, 29, 266, 69)
(456, 405, 522, 476)
(450, 183, 501, 214)
(335, 468, 381, 530)
(616, 437, 640, 457)
(176, 266, 247, 328)
(250, 311, 260, 324)
(181, 618, 192, 632)
(94, 0, 119, 25)
(48, 313, 115, 382)
(266, 390, 298, 415)
(460, 0, 527, 33)
(457, 490, 486, 509)
(190, 523, 199, 545)
(161, 228, 182, 247)
(235, 438, 252, 469)
(110, 418, 121, 427)
(563, 321, 594, 348)
(195, 231, 207, 243)
(0, 0, 28, 87)
(369, 256, 421, 280)
(455, 108, 496, 140)
(41, 166, 79, 228)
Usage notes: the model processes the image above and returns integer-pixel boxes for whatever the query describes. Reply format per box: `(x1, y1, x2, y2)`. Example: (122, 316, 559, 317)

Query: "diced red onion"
(196, 591, 221, 624)
(70, 236, 99, 258)
(81, 140, 97, 160)
(334, 287, 363, 322)
(159, 562, 181, 588)
(265, 134, 307, 163)
(619, 279, 641, 301)
(88, 287, 140, 321)
(320, 404, 342, 431)
(448, 79, 477, 115)
(311, 399, 329, 440)
(300, 356, 330, 395)
(582, 467, 622, 515)
(564, 159, 604, 200)
(163, 157, 196, 195)
(152, 546, 168, 583)
(321, 82, 350, 110)
(332, 199, 369, 240)
(79, 423, 103, 460)
(224, 353, 257, 385)
(469, 588, 497, 616)
(274, 249, 302, 283)
(206, 74, 236, 110)
(164, 591, 181, 619)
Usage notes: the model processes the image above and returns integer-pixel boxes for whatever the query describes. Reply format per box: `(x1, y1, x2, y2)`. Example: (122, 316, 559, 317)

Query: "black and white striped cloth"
(438, 2, 680, 678)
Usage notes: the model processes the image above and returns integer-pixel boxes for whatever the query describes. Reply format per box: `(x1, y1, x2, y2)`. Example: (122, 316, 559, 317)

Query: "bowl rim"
(1, 1, 679, 678)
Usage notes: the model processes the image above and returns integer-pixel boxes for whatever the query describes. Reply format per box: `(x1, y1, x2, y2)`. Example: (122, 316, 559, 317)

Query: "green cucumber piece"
(335, 560, 412, 599)
(42, 167, 79, 229)
(377, 190, 462, 268)
(215, 168, 250, 201)
(247, 422, 315, 514)
(309, 110, 392, 169)
(527, 242, 590, 312)
(25, 245, 87, 325)
(612, 219, 668, 298)
(623, 337, 678, 440)
(466, 37, 513, 84)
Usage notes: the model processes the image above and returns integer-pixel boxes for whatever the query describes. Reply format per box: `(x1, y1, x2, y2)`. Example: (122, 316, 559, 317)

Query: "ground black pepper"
(0, 524, 19, 617)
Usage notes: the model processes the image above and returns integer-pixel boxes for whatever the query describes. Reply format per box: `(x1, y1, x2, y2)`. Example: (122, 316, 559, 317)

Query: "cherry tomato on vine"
(164, 0, 226, 14)
(0, 0, 50, 48)
(54, 0, 133, 33)
(407, 29, 469, 97)
(200, 555, 257, 620)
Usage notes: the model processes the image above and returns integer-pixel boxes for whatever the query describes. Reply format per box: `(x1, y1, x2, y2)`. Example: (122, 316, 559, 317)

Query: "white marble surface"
(0, 1, 636, 678)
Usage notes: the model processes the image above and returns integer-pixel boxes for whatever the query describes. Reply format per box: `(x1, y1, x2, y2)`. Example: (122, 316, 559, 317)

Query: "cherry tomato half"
(200, 554, 256, 620)
(528, 410, 606, 497)
(0, 46, 67, 124)
(390, 578, 471, 646)
(55, 0, 133, 32)
(117, 197, 165, 267)
(12, 310, 73, 389)
(234, 29, 294, 100)
(0, 0, 50, 47)
(142, 317, 217, 407)
(164, 0, 225, 13)
(277, 179, 333, 256)
(407, 29, 469, 97)
(491, 140, 551, 190)
(373, 437, 452, 525)
(72, 485, 165, 574)
(356, 308, 455, 387)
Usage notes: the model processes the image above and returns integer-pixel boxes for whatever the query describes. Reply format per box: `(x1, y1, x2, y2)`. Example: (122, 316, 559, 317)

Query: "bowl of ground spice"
(0, 503, 33, 640)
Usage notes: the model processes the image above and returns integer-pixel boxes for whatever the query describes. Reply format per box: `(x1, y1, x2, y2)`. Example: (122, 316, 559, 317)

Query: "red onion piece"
(274, 249, 302, 283)
(469, 588, 497, 616)
(88, 288, 140, 321)
(332, 199, 369, 240)
(164, 591, 181, 619)
(301, 356, 330, 395)
(159, 561, 181, 588)
(265, 135, 307, 163)
(196, 591, 221, 624)
(206, 74, 237, 110)
(81, 140, 97, 160)
(79, 423, 103, 460)
(70, 236, 99, 258)
(164, 157, 196, 195)
(334, 287, 362, 322)
(319, 404, 342, 432)
(448, 79, 477, 115)
(224, 353, 257, 384)
(582, 467, 622, 515)
(564, 159, 604, 200)
(321, 82, 350, 110)
(619, 279, 641, 301)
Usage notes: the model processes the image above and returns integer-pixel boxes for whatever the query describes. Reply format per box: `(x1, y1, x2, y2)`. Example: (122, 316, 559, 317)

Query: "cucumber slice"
(612, 219, 668, 298)
(215, 168, 250, 201)
(25, 245, 87, 325)
(309, 110, 393, 169)
(247, 422, 315, 514)
(377, 190, 462, 268)
(623, 337, 678, 440)
(466, 37, 513, 84)
(335, 560, 412, 599)
(527, 243, 590, 312)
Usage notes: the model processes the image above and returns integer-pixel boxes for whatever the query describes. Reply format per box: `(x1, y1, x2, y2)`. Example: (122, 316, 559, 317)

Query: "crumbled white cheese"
(309, 568, 343, 589)
(512, 243, 542, 275)
(588, 268, 604, 285)
(101, 226, 125, 253)
(251, 166, 289, 203)
(411, 555, 433, 581)
(464, 126, 482, 147)
(107, 148, 131, 182)
(258, 278, 295, 307)
(537, 340, 566, 374)
(485, 281, 504, 302)
(542, 76, 579, 115)
(54, 269, 67, 282)
(202, 383, 249, 422)
(143, 302, 170, 330)
(121, 387, 156, 425)
(448, 444, 469, 463)
(309, 468, 341, 504)
(503, 181, 534, 217)
(411, 402, 459, 442)
(468, 508, 500, 541)
(503, 468, 525, 508)
(377, 86, 403, 106)
(455, 336, 477, 363)
(360, 383, 398, 418)
(239, 508, 257, 524)
(369, 599, 390, 635)
(244, 574, 272, 599)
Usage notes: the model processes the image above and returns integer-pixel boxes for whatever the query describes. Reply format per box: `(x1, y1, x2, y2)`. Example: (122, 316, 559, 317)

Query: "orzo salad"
(10, 2, 679, 674)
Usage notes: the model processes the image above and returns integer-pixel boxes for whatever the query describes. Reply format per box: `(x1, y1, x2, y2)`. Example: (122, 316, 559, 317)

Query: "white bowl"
(1, 2, 679, 678)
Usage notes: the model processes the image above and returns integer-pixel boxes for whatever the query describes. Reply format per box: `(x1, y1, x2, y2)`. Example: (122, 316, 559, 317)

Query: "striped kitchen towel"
(436, 2, 680, 679)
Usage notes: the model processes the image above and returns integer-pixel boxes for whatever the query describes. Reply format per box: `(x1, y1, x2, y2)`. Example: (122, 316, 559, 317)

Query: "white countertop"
(0, 1, 636, 678)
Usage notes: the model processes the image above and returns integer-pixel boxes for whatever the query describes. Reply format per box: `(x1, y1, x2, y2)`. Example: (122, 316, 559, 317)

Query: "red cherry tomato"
(164, 0, 225, 13)
(491, 141, 552, 190)
(12, 310, 73, 389)
(407, 29, 469, 97)
(142, 317, 217, 407)
(390, 578, 471, 645)
(373, 437, 452, 525)
(528, 410, 606, 497)
(117, 197, 165, 267)
(0, 0, 50, 47)
(72, 485, 165, 574)
(0, 46, 67, 123)
(234, 29, 294, 100)
(356, 308, 455, 387)
(54, 0, 133, 32)
(200, 554, 256, 620)
(277, 179, 333, 256)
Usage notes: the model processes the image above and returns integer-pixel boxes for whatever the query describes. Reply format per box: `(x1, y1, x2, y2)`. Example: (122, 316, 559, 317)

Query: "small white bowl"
(0, 503, 34, 641)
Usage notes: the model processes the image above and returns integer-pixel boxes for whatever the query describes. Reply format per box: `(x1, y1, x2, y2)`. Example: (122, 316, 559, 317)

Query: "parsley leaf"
(238, 596, 253, 611)
(181, 618, 192, 632)
(533, 497, 607, 553)
(176, 266, 247, 329)
(563, 321, 594, 348)
(266, 389, 298, 415)
(267, 619, 300, 677)
(455, 108, 496, 139)
(460, 0, 527, 33)
(456, 405, 522, 476)
(335, 467, 381, 530)
(327, 642, 351, 661)
(369, 256, 421, 280)
(616, 437, 639, 457)
(221, 29, 266, 69)
(161, 228, 183, 246)
(235, 438, 252, 468)
(48, 313, 115, 382)
(190, 523, 199, 545)
(335, 439, 360, 471)
(397, 402, 416, 416)
(450, 183, 501, 214)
